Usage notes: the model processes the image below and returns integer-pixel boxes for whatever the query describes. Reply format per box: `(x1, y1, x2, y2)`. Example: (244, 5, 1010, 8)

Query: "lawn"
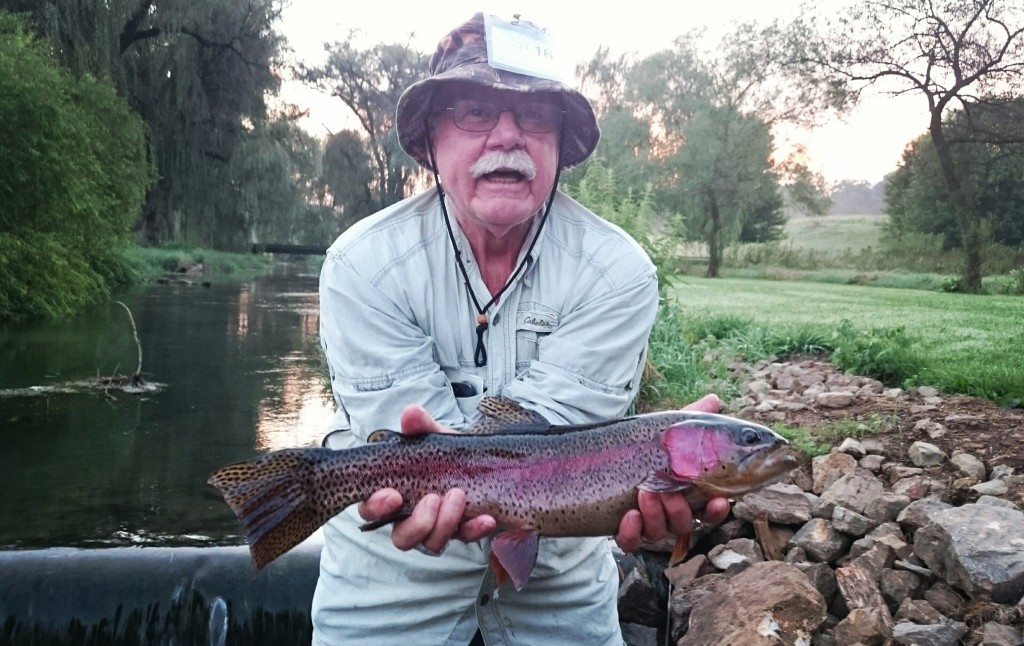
(666, 276, 1024, 405)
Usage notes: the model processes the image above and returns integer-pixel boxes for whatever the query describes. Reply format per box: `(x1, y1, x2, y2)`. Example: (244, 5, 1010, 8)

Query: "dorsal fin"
(366, 429, 403, 444)
(464, 397, 551, 435)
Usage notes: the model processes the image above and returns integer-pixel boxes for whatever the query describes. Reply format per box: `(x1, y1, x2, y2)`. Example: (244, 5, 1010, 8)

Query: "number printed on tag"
(483, 14, 571, 83)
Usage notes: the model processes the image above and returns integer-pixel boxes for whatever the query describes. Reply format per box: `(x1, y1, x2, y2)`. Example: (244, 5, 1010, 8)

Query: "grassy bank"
(643, 277, 1024, 409)
(122, 243, 275, 280)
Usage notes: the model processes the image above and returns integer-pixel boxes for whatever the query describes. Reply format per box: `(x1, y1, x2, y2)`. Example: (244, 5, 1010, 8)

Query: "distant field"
(669, 276, 1024, 403)
(783, 214, 886, 254)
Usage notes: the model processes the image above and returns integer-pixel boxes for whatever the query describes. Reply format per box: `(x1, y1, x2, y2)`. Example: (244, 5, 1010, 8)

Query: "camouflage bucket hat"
(396, 13, 599, 171)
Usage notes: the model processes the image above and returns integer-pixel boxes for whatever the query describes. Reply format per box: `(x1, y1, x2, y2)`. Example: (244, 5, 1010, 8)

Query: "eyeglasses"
(445, 99, 564, 134)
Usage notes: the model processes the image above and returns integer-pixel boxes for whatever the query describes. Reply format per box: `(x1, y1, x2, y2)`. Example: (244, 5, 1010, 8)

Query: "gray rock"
(892, 619, 968, 646)
(864, 492, 912, 523)
(818, 470, 885, 517)
(914, 504, 1024, 603)
(833, 506, 879, 537)
(837, 438, 867, 458)
(980, 621, 1023, 646)
(976, 495, 1019, 510)
(879, 569, 923, 611)
(791, 519, 852, 564)
(816, 391, 855, 408)
(950, 452, 987, 480)
(908, 441, 946, 467)
(859, 454, 887, 472)
(733, 483, 814, 525)
(708, 538, 764, 570)
(972, 479, 1010, 496)
(897, 498, 954, 535)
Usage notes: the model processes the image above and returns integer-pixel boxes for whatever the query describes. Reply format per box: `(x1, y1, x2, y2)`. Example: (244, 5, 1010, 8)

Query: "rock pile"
(617, 359, 1024, 646)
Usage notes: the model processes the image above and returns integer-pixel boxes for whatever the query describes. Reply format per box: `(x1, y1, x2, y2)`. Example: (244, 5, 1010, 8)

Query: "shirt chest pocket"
(515, 303, 560, 372)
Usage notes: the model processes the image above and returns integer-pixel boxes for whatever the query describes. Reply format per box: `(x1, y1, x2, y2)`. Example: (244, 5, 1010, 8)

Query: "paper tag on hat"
(483, 14, 572, 84)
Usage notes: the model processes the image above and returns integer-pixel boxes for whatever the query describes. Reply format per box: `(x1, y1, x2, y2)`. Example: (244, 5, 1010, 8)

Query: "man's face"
(430, 84, 561, 240)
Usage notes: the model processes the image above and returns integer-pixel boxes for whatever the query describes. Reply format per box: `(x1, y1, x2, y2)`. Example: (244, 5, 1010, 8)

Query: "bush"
(0, 12, 152, 320)
(829, 319, 923, 387)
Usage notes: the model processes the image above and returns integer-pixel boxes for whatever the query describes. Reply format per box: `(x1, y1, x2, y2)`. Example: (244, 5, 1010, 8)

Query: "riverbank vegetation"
(122, 244, 276, 281)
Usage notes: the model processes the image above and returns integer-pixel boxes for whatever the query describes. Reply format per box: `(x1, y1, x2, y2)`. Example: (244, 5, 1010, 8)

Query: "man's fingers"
(637, 490, 668, 541)
(357, 488, 403, 522)
(421, 489, 466, 553)
(399, 405, 454, 435)
(457, 514, 497, 543)
(390, 493, 441, 550)
(660, 492, 694, 538)
(682, 394, 721, 413)
(697, 496, 731, 526)
(615, 509, 643, 553)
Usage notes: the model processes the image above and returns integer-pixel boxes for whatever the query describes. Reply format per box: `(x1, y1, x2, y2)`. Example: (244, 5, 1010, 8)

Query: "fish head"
(659, 413, 798, 497)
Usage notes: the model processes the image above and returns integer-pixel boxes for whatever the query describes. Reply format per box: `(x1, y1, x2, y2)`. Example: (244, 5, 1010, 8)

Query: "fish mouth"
(704, 447, 800, 497)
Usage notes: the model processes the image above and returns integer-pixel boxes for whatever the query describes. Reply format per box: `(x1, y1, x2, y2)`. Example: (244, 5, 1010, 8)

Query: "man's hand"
(356, 405, 496, 553)
(615, 394, 732, 553)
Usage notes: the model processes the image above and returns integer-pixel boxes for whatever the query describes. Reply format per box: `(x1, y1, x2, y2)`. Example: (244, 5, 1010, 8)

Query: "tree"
(0, 11, 151, 319)
(628, 26, 838, 276)
(829, 180, 885, 215)
(887, 104, 1024, 248)
(788, 0, 1024, 291)
(302, 38, 428, 211)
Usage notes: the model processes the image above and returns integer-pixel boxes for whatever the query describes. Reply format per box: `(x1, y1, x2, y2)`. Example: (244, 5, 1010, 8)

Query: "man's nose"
(487, 110, 525, 145)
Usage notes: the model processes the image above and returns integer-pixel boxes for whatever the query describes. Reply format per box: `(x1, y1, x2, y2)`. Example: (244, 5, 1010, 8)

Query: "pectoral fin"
(639, 471, 690, 493)
(489, 529, 540, 591)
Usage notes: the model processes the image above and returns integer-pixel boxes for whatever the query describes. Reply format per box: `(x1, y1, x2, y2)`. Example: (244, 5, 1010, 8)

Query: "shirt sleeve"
(319, 249, 469, 441)
(503, 269, 660, 426)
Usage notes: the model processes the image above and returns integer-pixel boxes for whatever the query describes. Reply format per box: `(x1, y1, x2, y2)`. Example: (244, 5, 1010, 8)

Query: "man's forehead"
(432, 83, 559, 105)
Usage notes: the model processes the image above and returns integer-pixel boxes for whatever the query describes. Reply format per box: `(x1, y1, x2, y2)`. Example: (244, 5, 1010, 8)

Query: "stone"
(849, 543, 896, 580)
(980, 621, 1023, 646)
(859, 454, 887, 472)
(892, 619, 968, 646)
(664, 554, 713, 587)
(793, 561, 839, 605)
(818, 470, 885, 517)
(864, 492, 912, 523)
(816, 391, 855, 408)
(708, 538, 764, 570)
(897, 498, 953, 534)
(832, 607, 891, 646)
(972, 479, 1010, 496)
(676, 562, 826, 646)
(914, 504, 1024, 603)
(733, 483, 814, 525)
(813, 453, 858, 495)
(923, 581, 966, 617)
(790, 519, 852, 564)
(833, 506, 879, 537)
(892, 475, 933, 500)
(879, 569, 923, 611)
(837, 438, 867, 458)
(894, 598, 943, 625)
(976, 495, 1018, 510)
(908, 441, 946, 467)
(950, 452, 987, 480)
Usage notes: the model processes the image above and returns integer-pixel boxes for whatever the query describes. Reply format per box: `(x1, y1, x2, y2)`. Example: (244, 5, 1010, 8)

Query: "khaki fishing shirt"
(314, 189, 659, 646)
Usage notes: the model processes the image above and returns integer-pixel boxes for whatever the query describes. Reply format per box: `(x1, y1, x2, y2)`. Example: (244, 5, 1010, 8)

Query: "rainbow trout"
(208, 397, 796, 590)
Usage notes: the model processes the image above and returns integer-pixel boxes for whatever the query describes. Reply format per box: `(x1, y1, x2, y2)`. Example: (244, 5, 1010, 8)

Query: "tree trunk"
(706, 191, 723, 278)
(929, 117, 983, 291)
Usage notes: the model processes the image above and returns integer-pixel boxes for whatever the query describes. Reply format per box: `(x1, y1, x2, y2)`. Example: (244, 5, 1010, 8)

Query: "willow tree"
(788, 0, 1024, 291)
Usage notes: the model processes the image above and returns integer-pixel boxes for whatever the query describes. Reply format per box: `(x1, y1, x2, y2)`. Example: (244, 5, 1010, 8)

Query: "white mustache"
(470, 150, 537, 181)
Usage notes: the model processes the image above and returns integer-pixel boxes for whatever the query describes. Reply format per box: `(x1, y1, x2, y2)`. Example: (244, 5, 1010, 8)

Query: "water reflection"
(0, 261, 333, 549)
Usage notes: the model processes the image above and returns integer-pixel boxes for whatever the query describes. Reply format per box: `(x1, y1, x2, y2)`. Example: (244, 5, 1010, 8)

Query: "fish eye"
(741, 428, 761, 446)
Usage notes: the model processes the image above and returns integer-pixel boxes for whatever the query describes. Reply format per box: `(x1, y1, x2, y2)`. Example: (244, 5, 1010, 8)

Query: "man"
(314, 13, 728, 645)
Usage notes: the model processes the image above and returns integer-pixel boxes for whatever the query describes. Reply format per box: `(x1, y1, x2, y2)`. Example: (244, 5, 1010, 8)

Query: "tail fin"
(208, 448, 336, 572)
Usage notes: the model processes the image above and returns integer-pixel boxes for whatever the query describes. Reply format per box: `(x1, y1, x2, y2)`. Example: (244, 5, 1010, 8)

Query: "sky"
(278, 1, 930, 185)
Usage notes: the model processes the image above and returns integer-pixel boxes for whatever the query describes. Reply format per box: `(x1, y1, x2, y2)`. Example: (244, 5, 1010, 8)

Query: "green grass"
(121, 243, 275, 280)
(663, 277, 1024, 405)
(784, 214, 886, 253)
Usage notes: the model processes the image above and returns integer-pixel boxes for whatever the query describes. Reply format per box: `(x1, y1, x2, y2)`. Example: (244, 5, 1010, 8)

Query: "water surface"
(0, 262, 332, 549)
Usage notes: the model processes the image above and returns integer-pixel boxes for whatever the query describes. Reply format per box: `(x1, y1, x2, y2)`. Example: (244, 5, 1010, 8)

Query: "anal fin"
(489, 529, 540, 591)
(359, 506, 413, 532)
